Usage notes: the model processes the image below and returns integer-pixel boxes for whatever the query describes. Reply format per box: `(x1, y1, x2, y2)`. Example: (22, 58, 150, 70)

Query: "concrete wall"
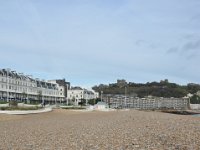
(190, 104, 200, 110)
(0, 103, 9, 107)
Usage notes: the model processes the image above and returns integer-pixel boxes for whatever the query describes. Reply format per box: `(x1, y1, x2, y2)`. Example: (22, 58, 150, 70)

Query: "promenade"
(0, 107, 52, 115)
(0, 109, 200, 149)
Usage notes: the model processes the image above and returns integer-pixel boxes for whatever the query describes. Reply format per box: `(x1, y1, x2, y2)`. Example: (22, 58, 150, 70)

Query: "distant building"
(94, 102, 109, 110)
(196, 91, 200, 97)
(48, 79, 70, 103)
(107, 95, 189, 110)
(187, 93, 193, 98)
(67, 87, 99, 105)
(117, 79, 127, 87)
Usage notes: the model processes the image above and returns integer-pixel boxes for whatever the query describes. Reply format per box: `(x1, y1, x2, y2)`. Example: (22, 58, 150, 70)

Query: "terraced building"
(0, 68, 64, 103)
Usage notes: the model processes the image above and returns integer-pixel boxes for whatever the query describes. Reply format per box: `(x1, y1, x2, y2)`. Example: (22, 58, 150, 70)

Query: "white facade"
(67, 88, 83, 105)
(190, 104, 200, 110)
(84, 90, 99, 100)
(48, 80, 65, 98)
(0, 69, 64, 103)
(187, 93, 193, 98)
(94, 102, 109, 110)
(67, 88, 99, 105)
(197, 91, 200, 97)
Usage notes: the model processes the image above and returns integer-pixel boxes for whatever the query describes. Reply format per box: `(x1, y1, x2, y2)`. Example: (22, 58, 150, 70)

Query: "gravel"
(0, 109, 200, 150)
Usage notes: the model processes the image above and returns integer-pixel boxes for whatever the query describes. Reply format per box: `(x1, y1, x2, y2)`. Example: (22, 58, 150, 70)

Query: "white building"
(0, 68, 64, 103)
(187, 93, 193, 98)
(67, 87, 99, 105)
(48, 80, 65, 102)
(94, 102, 109, 110)
(196, 91, 200, 97)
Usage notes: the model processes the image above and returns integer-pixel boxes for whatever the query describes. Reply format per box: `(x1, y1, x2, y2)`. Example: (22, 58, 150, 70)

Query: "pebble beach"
(0, 109, 200, 150)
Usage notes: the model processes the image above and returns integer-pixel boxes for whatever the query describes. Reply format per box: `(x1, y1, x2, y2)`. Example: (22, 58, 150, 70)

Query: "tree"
(92, 79, 193, 98)
(190, 95, 200, 104)
(88, 98, 101, 105)
(187, 84, 200, 94)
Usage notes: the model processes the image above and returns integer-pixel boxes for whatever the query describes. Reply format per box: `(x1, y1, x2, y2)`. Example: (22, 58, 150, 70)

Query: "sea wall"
(190, 104, 200, 110)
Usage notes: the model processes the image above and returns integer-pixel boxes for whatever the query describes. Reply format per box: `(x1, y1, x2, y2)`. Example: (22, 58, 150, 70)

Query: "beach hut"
(94, 102, 109, 110)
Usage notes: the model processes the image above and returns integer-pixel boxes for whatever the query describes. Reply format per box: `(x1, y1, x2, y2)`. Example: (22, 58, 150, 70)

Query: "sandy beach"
(0, 109, 200, 150)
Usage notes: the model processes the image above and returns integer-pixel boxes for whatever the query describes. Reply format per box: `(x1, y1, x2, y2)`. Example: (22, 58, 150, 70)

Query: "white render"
(67, 88, 99, 105)
(190, 104, 200, 110)
(0, 69, 64, 103)
(48, 80, 65, 98)
(94, 102, 109, 110)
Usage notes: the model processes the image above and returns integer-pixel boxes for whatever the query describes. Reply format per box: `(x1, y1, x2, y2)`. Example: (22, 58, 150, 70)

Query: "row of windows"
(0, 92, 63, 100)
(0, 84, 59, 96)
(70, 94, 83, 98)
(70, 91, 83, 94)
(0, 77, 36, 87)
(42, 90, 59, 96)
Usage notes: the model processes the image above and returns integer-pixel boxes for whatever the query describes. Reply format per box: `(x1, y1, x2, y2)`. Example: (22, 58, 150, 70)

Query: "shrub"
(62, 107, 85, 110)
(0, 107, 8, 110)
(9, 101, 18, 107)
(0, 106, 42, 111)
(0, 101, 8, 104)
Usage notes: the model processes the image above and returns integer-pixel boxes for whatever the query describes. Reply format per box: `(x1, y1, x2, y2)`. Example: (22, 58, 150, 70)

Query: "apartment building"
(103, 95, 189, 110)
(48, 79, 70, 103)
(67, 87, 99, 105)
(0, 69, 64, 103)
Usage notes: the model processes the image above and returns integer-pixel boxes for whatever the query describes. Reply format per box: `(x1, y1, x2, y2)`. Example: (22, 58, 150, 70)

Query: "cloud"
(186, 53, 197, 60)
(167, 38, 200, 59)
(135, 40, 145, 46)
(181, 39, 200, 53)
(167, 47, 179, 54)
(183, 34, 199, 40)
(191, 14, 200, 23)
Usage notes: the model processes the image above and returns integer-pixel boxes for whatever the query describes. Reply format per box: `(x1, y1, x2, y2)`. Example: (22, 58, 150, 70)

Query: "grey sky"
(0, 0, 200, 87)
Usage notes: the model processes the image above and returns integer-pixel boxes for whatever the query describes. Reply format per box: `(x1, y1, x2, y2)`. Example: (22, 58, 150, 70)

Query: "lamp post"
(54, 83, 57, 105)
(86, 91, 88, 106)
(54, 89, 57, 106)
(6, 68, 10, 103)
(125, 86, 127, 108)
(66, 96, 69, 106)
(15, 87, 17, 101)
(66, 84, 68, 105)
(101, 91, 103, 102)
(41, 90, 44, 106)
